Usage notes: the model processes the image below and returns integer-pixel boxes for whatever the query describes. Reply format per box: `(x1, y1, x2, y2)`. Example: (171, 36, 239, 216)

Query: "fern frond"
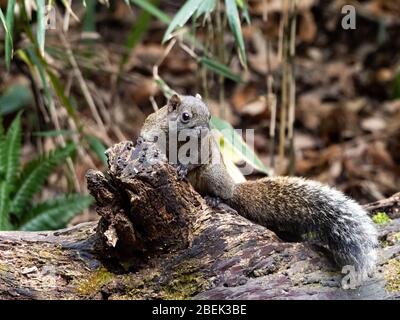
(18, 194, 93, 231)
(0, 116, 5, 179)
(3, 115, 22, 186)
(0, 182, 11, 230)
(10, 143, 76, 218)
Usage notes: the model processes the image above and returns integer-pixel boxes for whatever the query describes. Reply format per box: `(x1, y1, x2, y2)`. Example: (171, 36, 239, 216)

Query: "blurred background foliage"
(0, 0, 400, 230)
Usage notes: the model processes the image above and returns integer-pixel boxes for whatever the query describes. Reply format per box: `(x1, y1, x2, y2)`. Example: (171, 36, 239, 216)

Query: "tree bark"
(0, 141, 399, 300)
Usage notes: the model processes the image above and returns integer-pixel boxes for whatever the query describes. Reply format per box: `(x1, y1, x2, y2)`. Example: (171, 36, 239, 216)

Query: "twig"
(263, 0, 277, 172)
(215, 1, 226, 119)
(149, 96, 159, 111)
(57, 25, 107, 138)
(287, 0, 297, 176)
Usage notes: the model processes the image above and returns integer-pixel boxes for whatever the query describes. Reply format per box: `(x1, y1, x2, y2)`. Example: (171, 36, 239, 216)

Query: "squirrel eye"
(181, 112, 191, 123)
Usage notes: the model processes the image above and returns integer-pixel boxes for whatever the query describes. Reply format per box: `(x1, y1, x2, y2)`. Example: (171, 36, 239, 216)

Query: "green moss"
(160, 261, 209, 300)
(119, 270, 160, 299)
(395, 233, 400, 242)
(384, 259, 400, 293)
(161, 272, 208, 300)
(76, 267, 114, 296)
(372, 212, 391, 225)
(106, 263, 208, 300)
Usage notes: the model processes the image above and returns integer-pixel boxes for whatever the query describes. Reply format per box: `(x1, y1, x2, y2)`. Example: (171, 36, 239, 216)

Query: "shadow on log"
(0, 141, 399, 300)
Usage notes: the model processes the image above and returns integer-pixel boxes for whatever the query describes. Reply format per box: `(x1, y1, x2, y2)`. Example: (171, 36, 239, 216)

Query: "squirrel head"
(167, 94, 211, 133)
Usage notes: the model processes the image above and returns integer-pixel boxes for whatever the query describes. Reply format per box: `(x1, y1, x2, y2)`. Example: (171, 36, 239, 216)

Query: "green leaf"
(162, 0, 203, 43)
(37, 0, 46, 56)
(0, 182, 11, 230)
(10, 143, 76, 218)
(130, 0, 171, 24)
(46, 68, 78, 121)
(32, 129, 76, 137)
(2, 0, 16, 70)
(83, 0, 96, 33)
(0, 8, 11, 70)
(210, 116, 270, 175)
(0, 84, 33, 115)
(199, 56, 241, 82)
(236, 0, 251, 24)
(86, 135, 107, 166)
(22, 48, 52, 107)
(121, 0, 158, 68)
(225, 0, 247, 66)
(154, 76, 176, 99)
(3, 114, 22, 185)
(18, 194, 93, 231)
(23, 48, 78, 124)
(195, 0, 217, 19)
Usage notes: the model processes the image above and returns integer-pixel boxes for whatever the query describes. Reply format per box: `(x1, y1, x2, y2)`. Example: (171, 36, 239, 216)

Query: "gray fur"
(228, 177, 378, 279)
(139, 95, 378, 281)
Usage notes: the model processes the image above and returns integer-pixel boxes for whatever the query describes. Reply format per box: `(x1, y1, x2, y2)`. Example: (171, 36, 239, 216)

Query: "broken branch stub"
(86, 140, 202, 263)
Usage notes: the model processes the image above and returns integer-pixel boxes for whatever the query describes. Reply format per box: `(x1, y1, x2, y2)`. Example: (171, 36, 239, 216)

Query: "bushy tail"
(227, 176, 378, 278)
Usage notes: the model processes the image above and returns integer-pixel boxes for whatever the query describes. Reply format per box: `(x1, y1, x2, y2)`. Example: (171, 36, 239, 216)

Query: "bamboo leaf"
(210, 116, 270, 175)
(130, 0, 170, 24)
(212, 130, 246, 183)
(120, 0, 159, 68)
(37, 0, 46, 56)
(0, 8, 12, 70)
(32, 129, 76, 137)
(162, 0, 203, 43)
(195, 0, 217, 19)
(236, 0, 251, 24)
(1, 0, 16, 70)
(225, 0, 247, 66)
(83, 0, 96, 33)
(199, 57, 241, 82)
(46, 68, 78, 121)
(21, 48, 52, 108)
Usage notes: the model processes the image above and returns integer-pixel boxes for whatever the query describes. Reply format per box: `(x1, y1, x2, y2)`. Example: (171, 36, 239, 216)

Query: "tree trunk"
(0, 141, 399, 300)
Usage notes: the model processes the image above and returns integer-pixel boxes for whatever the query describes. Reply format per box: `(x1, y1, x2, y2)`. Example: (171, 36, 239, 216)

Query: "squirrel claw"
(205, 196, 222, 207)
(205, 196, 238, 215)
(173, 164, 188, 180)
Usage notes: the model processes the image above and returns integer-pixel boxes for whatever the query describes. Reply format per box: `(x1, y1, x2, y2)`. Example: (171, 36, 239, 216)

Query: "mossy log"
(0, 141, 399, 300)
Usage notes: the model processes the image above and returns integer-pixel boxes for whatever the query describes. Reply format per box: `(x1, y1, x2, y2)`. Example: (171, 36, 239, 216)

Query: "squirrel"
(140, 93, 378, 280)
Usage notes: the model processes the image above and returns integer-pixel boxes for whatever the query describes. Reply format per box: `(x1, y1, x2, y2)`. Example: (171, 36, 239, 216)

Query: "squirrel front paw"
(204, 196, 222, 207)
(173, 163, 189, 180)
(205, 196, 238, 215)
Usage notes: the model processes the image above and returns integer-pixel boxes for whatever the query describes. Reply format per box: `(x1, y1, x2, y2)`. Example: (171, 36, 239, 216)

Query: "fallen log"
(0, 141, 399, 300)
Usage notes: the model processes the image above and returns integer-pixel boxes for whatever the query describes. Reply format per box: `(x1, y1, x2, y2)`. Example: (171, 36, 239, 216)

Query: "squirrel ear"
(167, 94, 181, 113)
(195, 93, 202, 100)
